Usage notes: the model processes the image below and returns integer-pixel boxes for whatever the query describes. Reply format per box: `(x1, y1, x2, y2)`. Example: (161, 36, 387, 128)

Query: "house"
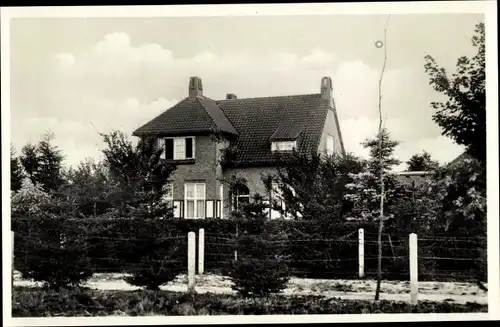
(394, 171, 434, 188)
(447, 151, 473, 168)
(132, 76, 345, 219)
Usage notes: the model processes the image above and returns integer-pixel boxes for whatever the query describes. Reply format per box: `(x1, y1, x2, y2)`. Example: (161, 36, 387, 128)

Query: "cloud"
(12, 31, 458, 168)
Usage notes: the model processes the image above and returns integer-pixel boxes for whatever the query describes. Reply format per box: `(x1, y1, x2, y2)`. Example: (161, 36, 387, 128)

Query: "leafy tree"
(228, 194, 290, 297)
(424, 22, 485, 165)
(11, 178, 53, 220)
(272, 151, 365, 221)
(432, 158, 486, 234)
(430, 157, 486, 284)
(406, 151, 440, 172)
(63, 158, 111, 217)
(11, 146, 25, 192)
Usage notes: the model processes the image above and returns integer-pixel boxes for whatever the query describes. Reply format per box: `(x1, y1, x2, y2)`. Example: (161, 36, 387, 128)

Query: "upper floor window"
(160, 137, 195, 160)
(326, 135, 335, 155)
(271, 140, 297, 152)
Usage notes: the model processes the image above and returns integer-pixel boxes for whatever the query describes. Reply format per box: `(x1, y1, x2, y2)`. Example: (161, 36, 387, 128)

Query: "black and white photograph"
(1, 2, 498, 324)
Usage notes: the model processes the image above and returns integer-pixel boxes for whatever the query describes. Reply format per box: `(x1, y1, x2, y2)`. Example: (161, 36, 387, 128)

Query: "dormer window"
(271, 140, 297, 152)
(159, 136, 196, 160)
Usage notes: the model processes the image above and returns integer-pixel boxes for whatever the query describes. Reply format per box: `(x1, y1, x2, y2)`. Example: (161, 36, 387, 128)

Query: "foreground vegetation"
(12, 287, 487, 317)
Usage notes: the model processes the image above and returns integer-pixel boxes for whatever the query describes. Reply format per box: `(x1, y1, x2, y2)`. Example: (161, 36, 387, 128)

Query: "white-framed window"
(161, 136, 196, 160)
(185, 183, 206, 219)
(231, 184, 250, 211)
(271, 140, 297, 152)
(162, 183, 180, 218)
(326, 134, 335, 155)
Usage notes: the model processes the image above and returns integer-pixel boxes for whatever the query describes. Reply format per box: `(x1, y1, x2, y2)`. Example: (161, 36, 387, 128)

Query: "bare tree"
(375, 15, 391, 301)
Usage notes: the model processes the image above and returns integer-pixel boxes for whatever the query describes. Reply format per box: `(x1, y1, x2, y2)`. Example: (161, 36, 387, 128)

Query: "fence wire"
(12, 227, 486, 283)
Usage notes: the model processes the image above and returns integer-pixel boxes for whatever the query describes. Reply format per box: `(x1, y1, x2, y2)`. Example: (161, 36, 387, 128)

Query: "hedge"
(12, 216, 486, 282)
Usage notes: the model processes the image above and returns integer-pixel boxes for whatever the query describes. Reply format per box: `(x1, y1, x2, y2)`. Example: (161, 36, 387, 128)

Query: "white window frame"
(163, 183, 181, 218)
(184, 183, 206, 219)
(231, 185, 250, 212)
(271, 140, 297, 152)
(164, 136, 196, 160)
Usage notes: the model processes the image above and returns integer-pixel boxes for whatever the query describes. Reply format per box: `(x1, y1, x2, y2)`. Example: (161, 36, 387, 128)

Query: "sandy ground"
(13, 271, 487, 305)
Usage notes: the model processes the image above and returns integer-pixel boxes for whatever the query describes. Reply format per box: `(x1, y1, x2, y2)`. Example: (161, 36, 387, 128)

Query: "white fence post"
(358, 228, 364, 278)
(198, 228, 205, 275)
(409, 233, 418, 305)
(188, 232, 196, 293)
(12, 231, 14, 289)
(234, 225, 238, 261)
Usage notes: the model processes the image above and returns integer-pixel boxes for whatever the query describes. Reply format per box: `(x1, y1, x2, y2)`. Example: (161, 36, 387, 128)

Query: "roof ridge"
(216, 93, 320, 102)
(196, 96, 220, 132)
(197, 96, 238, 135)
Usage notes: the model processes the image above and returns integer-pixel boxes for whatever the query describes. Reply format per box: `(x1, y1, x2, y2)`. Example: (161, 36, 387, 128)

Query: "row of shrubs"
(13, 215, 486, 289)
(12, 287, 487, 316)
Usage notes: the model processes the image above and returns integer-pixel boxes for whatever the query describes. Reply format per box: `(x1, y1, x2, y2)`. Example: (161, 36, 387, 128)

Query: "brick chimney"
(226, 93, 237, 100)
(189, 76, 203, 97)
(320, 76, 332, 99)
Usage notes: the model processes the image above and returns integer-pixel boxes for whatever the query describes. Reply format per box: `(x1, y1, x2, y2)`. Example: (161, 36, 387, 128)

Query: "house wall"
(317, 107, 343, 156)
(221, 166, 278, 217)
(395, 172, 434, 188)
(169, 135, 219, 201)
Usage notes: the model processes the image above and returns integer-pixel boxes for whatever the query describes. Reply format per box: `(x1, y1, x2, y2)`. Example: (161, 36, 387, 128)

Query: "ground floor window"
(231, 183, 250, 211)
(162, 183, 181, 218)
(185, 183, 206, 219)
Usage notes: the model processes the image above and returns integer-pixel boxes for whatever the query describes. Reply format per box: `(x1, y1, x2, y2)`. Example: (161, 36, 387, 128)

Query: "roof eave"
(131, 128, 239, 138)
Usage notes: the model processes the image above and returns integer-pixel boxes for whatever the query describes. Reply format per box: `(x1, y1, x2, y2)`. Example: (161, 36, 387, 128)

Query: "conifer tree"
(228, 194, 290, 297)
(20, 143, 40, 183)
(11, 146, 25, 192)
(36, 131, 66, 193)
(100, 131, 181, 289)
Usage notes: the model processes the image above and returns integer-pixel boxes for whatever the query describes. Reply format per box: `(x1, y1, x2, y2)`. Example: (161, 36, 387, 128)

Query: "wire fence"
(12, 226, 487, 283)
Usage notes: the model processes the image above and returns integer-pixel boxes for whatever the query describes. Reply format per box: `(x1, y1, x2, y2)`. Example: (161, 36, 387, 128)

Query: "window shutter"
(185, 137, 193, 159)
(206, 200, 214, 218)
(165, 139, 174, 160)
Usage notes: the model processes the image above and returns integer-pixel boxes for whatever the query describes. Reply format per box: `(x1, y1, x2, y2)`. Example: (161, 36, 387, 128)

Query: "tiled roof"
(132, 96, 238, 137)
(269, 124, 304, 141)
(132, 91, 336, 166)
(216, 94, 329, 166)
(395, 171, 434, 187)
(447, 152, 472, 167)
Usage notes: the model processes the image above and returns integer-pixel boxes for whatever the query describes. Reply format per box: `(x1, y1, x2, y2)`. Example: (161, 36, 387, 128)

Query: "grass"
(12, 286, 487, 317)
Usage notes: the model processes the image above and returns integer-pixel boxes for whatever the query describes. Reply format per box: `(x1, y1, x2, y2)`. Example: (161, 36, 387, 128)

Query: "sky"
(8, 13, 484, 170)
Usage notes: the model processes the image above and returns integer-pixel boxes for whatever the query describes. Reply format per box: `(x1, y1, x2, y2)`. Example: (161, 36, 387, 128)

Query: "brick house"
(132, 76, 345, 219)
